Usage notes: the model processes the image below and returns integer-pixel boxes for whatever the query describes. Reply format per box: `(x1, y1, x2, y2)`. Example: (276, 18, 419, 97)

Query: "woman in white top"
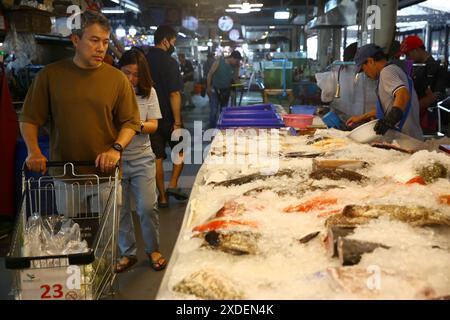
(115, 50, 167, 272)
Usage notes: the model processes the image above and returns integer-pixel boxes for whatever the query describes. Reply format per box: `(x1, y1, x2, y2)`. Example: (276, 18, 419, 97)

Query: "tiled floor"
(0, 93, 265, 300)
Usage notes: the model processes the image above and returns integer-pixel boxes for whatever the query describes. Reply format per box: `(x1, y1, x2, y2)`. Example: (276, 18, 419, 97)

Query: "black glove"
(374, 107, 404, 135)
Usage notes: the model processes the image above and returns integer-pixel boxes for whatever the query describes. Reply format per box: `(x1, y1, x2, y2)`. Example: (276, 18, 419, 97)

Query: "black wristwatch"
(112, 142, 123, 153)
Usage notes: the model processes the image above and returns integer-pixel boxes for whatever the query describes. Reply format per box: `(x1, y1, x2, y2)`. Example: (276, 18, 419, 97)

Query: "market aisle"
(113, 94, 210, 299)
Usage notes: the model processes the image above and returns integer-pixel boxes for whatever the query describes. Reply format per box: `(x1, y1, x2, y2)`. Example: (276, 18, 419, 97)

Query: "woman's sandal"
(114, 256, 138, 273)
(150, 253, 167, 271)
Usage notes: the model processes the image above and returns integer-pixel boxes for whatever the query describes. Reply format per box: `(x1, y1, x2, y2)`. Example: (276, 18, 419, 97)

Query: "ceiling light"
(269, 25, 275, 29)
(115, 25, 126, 38)
(178, 32, 186, 38)
(101, 7, 124, 14)
(225, 8, 261, 14)
(274, 10, 290, 19)
(264, 43, 271, 49)
(123, 3, 140, 13)
(228, 2, 263, 8)
(226, 2, 263, 14)
(128, 25, 137, 36)
(150, 26, 157, 30)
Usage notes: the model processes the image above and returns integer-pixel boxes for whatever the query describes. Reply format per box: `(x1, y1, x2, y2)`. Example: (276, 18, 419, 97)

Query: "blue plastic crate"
(224, 104, 274, 112)
(217, 113, 285, 128)
(221, 112, 279, 119)
(290, 105, 316, 115)
(322, 111, 344, 129)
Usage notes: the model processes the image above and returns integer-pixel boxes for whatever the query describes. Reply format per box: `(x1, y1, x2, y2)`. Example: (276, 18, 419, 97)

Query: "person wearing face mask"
(206, 50, 242, 128)
(115, 49, 167, 273)
(145, 25, 187, 208)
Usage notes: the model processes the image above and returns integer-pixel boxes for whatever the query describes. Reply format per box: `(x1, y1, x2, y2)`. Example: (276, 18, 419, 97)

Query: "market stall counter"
(156, 123, 450, 300)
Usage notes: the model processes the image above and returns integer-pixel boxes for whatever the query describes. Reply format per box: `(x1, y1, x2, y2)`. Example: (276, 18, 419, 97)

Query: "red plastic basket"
(282, 114, 314, 129)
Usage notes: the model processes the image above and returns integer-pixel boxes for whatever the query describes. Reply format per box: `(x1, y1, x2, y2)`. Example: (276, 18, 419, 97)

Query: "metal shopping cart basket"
(5, 161, 120, 300)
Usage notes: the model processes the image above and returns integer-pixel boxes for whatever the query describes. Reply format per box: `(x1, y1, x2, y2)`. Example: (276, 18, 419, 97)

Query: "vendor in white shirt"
(346, 44, 423, 141)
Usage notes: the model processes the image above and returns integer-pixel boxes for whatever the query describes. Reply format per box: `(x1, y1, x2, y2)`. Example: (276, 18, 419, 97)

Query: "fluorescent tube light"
(101, 8, 125, 14)
(274, 10, 290, 19)
(123, 3, 140, 13)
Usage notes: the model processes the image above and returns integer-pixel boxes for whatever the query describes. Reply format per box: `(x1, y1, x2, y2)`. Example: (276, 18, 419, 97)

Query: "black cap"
(230, 50, 242, 60)
(354, 44, 384, 73)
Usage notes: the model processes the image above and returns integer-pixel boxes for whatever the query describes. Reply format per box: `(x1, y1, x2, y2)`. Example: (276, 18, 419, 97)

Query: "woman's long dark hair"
(118, 49, 154, 99)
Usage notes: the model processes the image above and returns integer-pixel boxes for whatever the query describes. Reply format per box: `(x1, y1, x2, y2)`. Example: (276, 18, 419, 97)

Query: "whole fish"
(326, 205, 450, 227)
(212, 169, 294, 188)
(202, 230, 260, 255)
(325, 214, 371, 228)
(310, 168, 367, 182)
(342, 204, 450, 227)
(173, 269, 244, 300)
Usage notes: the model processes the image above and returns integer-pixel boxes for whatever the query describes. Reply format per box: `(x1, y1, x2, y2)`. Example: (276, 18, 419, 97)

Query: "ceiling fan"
(225, 1, 263, 14)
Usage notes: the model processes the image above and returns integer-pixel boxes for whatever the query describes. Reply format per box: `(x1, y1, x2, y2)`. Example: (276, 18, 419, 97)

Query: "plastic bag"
(23, 214, 88, 257)
(315, 71, 336, 103)
(23, 213, 46, 257)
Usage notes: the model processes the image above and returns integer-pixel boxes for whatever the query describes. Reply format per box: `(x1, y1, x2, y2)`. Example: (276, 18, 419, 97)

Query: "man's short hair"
(71, 10, 111, 38)
(229, 50, 242, 60)
(154, 25, 177, 45)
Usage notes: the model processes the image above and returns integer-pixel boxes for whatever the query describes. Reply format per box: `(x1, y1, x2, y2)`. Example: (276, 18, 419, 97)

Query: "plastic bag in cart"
(24, 214, 88, 257)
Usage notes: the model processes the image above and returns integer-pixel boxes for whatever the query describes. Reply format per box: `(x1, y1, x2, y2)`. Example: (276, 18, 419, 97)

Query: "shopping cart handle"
(46, 161, 97, 167)
(21, 161, 98, 173)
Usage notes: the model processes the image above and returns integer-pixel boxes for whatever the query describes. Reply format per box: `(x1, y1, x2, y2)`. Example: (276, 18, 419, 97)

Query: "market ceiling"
(105, 0, 318, 24)
(103, 0, 431, 40)
(105, 0, 429, 26)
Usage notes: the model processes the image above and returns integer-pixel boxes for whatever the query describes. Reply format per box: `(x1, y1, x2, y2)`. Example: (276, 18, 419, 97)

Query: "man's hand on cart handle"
(25, 151, 48, 174)
(96, 148, 121, 173)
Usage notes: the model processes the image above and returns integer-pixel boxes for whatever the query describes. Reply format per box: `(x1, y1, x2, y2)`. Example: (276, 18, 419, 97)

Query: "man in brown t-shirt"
(19, 11, 140, 175)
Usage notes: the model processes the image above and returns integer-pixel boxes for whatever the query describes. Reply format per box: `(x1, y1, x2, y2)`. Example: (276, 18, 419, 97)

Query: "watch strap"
(112, 143, 123, 153)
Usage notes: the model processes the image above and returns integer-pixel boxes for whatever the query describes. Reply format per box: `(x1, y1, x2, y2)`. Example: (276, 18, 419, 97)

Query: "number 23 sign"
(20, 266, 83, 300)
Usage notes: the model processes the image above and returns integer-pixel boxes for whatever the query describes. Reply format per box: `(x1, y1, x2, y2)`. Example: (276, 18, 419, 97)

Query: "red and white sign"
(20, 265, 84, 300)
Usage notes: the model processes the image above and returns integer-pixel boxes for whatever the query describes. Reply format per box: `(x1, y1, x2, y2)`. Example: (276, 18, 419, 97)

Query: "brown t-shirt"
(19, 59, 140, 175)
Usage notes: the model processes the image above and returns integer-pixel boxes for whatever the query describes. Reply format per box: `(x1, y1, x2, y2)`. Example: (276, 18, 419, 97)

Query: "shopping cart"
(5, 161, 120, 300)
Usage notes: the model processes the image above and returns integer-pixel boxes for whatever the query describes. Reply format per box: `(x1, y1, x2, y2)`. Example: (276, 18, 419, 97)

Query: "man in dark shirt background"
(146, 25, 187, 207)
(401, 35, 449, 134)
(178, 53, 195, 109)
